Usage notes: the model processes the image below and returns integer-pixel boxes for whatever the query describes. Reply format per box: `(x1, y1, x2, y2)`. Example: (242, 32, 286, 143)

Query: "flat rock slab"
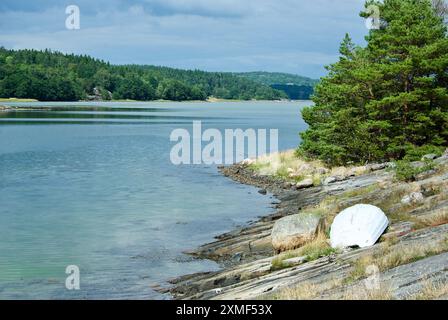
(325, 252, 448, 300)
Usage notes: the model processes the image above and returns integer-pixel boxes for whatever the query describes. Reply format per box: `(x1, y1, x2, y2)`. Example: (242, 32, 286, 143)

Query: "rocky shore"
(163, 152, 448, 300)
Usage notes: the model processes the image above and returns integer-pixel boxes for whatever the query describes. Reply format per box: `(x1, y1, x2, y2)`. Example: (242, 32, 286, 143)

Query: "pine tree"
(299, 0, 448, 165)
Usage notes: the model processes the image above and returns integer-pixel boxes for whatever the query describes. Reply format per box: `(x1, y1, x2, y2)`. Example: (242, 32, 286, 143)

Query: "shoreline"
(163, 154, 448, 300)
(0, 98, 298, 105)
(0, 98, 304, 108)
(0, 100, 306, 113)
(163, 161, 390, 298)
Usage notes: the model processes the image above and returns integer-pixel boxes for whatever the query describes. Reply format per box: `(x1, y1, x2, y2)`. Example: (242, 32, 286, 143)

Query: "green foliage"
(271, 84, 314, 100)
(236, 72, 317, 100)
(298, 0, 448, 166)
(393, 159, 435, 181)
(235, 71, 318, 86)
(0, 48, 284, 101)
(156, 79, 196, 101)
(402, 144, 444, 161)
(113, 73, 155, 101)
(301, 245, 338, 262)
(130, 65, 285, 101)
(99, 87, 112, 101)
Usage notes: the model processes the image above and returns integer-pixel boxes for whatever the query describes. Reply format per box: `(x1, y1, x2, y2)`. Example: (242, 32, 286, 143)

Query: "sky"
(0, 0, 371, 78)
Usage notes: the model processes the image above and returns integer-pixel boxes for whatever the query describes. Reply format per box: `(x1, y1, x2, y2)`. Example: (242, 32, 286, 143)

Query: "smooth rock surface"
(242, 158, 255, 165)
(421, 154, 438, 161)
(271, 213, 320, 252)
(323, 176, 337, 185)
(330, 204, 389, 248)
(369, 163, 388, 171)
(442, 149, 448, 158)
(282, 256, 307, 267)
(296, 179, 314, 189)
(401, 192, 424, 205)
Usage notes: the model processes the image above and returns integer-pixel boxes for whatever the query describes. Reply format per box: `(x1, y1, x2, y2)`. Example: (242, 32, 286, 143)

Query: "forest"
(0, 48, 287, 102)
(236, 71, 318, 100)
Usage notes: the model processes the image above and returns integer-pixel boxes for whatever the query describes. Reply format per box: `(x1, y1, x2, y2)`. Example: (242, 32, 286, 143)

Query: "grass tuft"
(342, 285, 394, 300)
(409, 280, 448, 300)
(271, 233, 338, 271)
(248, 150, 369, 185)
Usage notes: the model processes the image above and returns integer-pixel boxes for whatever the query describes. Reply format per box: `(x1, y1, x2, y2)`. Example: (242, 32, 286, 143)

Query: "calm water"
(0, 101, 308, 299)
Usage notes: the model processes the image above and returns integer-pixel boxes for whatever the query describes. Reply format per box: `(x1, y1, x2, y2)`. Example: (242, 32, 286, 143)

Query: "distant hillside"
(0, 48, 286, 102)
(236, 72, 319, 100)
(235, 72, 318, 86)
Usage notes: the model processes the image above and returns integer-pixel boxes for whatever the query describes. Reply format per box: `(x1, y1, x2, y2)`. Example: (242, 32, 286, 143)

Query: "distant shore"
(0, 97, 297, 105)
(0, 105, 14, 111)
(0, 98, 38, 103)
(0, 99, 303, 114)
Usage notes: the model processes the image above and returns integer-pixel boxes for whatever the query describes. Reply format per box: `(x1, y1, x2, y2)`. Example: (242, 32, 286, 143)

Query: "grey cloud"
(0, 0, 370, 78)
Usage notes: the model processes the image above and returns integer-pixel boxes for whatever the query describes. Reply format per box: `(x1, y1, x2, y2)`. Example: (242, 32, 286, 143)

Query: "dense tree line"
(0, 48, 285, 101)
(235, 71, 318, 87)
(235, 72, 318, 100)
(298, 0, 448, 166)
(271, 84, 315, 100)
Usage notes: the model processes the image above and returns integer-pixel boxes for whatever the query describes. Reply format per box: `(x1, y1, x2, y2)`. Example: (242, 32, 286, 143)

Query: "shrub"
(402, 145, 444, 162)
(393, 159, 435, 182)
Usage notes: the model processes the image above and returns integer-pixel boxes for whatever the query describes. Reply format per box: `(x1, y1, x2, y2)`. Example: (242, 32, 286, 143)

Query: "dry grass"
(408, 280, 448, 300)
(0, 98, 38, 102)
(272, 282, 319, 300)
(438, 162, 448, 175)
(342, 285, 394, 300)
(344, 255, 375, 285)
(272, 278, 343, 300)
(417, 209, 448, 228)
(389, 205, 448, 231)
(250, 150, 323, 177)
(337, 183, 382, 199)
(271, 237, 448, 300)
(345, 237, 448, 284)
(271, 233, 338, 270)
(380, 239, 448, 269)
(273, 278, 393, 300)
(273, 274, 447, 300)
(249, 149, 369, 184)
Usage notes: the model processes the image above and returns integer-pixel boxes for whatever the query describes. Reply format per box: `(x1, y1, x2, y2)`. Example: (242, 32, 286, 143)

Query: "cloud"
(0, 0, 369, 78)
(141, 0, 253, 18)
